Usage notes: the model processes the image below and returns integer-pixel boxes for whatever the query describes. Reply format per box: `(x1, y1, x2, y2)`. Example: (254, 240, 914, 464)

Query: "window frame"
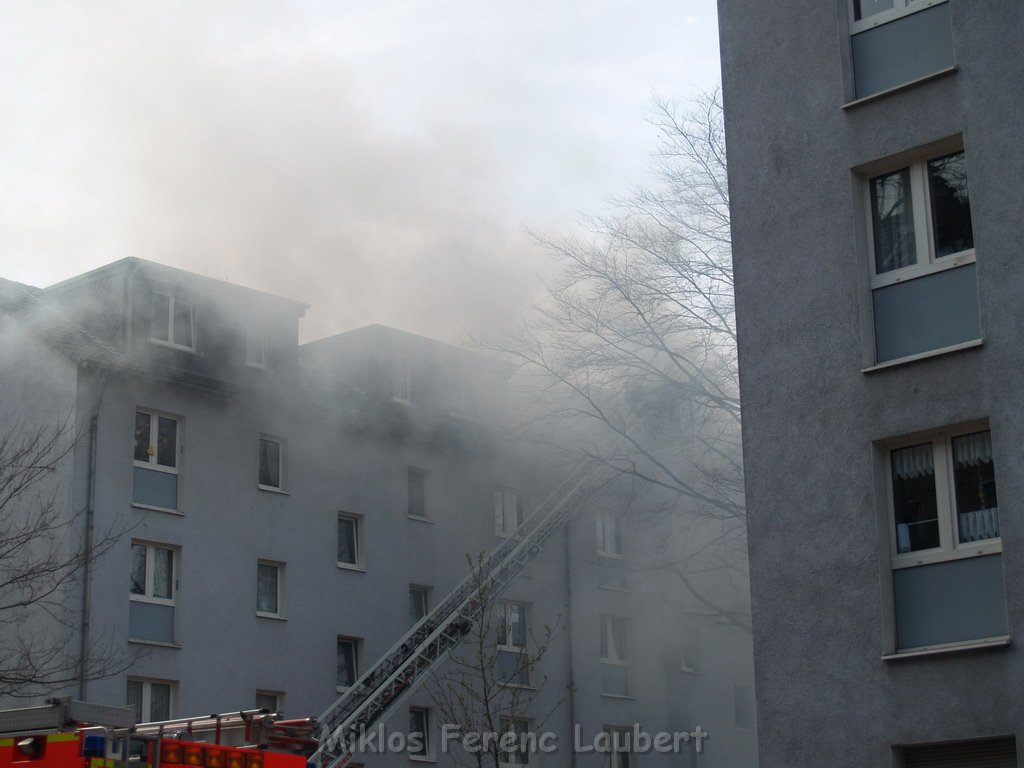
(847, 0, 946, 35)
(255, 690, 283, 713)
(494, 487, 524, 537)
(336, 636, 360, 692)
(601, 726, 635, 768)
(150, 291, 196, 351)
(409, 585, 430, 625)
(863, 146, 975, 291)
(130, 542, 177, 608)
(391, 357, 411, 404)
(407, 466, 430, 520)
(337, 513, 364, 570)
(600, 615, 629, 666)
(246, 322, 269, 369)
(257, 434, 286, 492)
(408, 707, 432, 760)
(127, 677, 177, 723)
(885, 424, 1000, 570)
(596, 512, 624, 558)
(498, 601, 529, 652)
(498, 718, 532, 768)
(134, 409, 181, 477)
(256, 560, 285, 619)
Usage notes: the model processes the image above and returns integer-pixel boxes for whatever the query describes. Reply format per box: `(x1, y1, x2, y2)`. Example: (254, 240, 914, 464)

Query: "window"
(408, 707, 431, 759)
(258, 436, 285, 491)
(864, 146, 980, 364)
(257, 561, 284, 618)
(336, 637, 360, 690)
(133, 409, 181, 511)
(884, 427, 1008, 651)
(596, 512, 626, 589)
(494, 488, 524, 536)
(246, 323, 268, 368)
(680, 625, 701, 673)
(337, 513, 363, 569)
(129, 542, 177, 644)
(127, 678, 176, 722)
(151, 291, 195, 350)
(600, 616, 629, 696)
(256, 691, 283, 713)
(499, 602, 528, 649)
(499, 719, 531, 768)
(392, 358, 410, 403)
(408, 466, 429, 518)
(846, 0, 954, 99)
(497, 602, 530, 686)
(602, 727, 634, 768)
(409, 586, 429, 625)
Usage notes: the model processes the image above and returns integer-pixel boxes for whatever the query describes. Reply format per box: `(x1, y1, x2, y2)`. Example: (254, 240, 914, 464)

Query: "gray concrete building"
(0, 258, 756, 768)
(719, 0, 1024, 765)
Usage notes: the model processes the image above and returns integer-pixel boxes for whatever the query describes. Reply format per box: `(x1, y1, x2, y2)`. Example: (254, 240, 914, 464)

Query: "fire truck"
(0, 466, 593, 768)
(0, 699, 317, 768)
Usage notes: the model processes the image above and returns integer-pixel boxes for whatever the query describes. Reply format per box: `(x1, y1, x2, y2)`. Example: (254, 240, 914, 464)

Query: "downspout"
(563, 520, 578, 768)
(77, 413, 98, 699)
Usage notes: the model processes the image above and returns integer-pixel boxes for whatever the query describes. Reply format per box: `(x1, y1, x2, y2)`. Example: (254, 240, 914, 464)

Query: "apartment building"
(0, 258, 755, 768)
(720, 0, 1023, 765)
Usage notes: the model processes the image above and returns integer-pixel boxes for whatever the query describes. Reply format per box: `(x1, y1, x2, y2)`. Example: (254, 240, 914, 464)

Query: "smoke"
(0, 1, 721, 344)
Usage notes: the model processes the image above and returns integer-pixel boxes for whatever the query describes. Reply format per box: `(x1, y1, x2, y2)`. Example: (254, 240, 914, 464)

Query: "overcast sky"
(0, 1, 721, 343)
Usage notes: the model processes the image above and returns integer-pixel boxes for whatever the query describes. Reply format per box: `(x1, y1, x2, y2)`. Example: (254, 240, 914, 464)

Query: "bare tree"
(483, 90, 748, 630)
(426, 556, 565, 768)
(0, 417, 132, 699)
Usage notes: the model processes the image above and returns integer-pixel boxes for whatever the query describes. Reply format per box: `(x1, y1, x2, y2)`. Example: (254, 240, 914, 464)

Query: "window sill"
(842, 65, 957, 110)
(680, 667, 701, 675)
(256, 612, 287, 621)
(257, 485, 289, 495)
(882, 635, 1010, 661)
(599, 693, 636, 701)
(150, 339, 198, 354)
(128, 639, 181, 649)
(408, 757, 437, 764)
(337, 563, 366, 573)
(132, 503, 184, 516)
(407, 515, 434, 524)
(862, 338, 982, 374)
(597, 584, 631, 593)
(498, 682, 537, 691)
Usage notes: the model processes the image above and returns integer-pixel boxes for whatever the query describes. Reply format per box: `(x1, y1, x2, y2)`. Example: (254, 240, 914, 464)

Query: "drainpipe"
(563, 519, 578, 768)
(77, 413, 98, 700)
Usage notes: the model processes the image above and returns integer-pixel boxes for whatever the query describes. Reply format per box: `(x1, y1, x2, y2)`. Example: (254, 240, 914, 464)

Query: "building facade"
(720, 1, 1024, 765)
(1, 258, 756, 768)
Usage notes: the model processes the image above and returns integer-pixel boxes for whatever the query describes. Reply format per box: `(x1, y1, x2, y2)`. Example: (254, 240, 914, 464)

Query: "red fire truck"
(0, 699, 317, 768)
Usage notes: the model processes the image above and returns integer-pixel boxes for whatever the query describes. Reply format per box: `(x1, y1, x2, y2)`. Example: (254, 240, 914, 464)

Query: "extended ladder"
(311, 462, 596, 768)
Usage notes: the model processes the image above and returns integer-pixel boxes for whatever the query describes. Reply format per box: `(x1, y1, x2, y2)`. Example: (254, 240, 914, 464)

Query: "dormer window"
(151, 292, 195, 351)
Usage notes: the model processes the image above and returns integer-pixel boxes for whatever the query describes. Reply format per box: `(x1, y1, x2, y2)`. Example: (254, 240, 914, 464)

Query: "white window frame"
(409, 585, 430, 625)
(596, 512, 623, 557)
(601, 726, 635, 768)
(392, 357, 411, 404)
(408, 707, 432, 760)
(498, 602, 529, 651)
(600, 615, 629, 666)
(494, 487, 524, 537)
(336, 636, 360, 692)
(127, 677, 177, 722)
(848, 0, 945, 35)
(255, 690, 283, 713)
(885, 424, 1000, 570)
(258, 434, 286, 492)
(150, 291, 196, 351)
(246, 322, 268, 368)
(408, 466, 430, 520)
(130, 542, 178, 608)
(134, 409, 181, 476)
(863, 145, 975, 291)
(498, 718, 532, 768)
(256, 560, 285, 619)
(337, 513, 364, 570)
